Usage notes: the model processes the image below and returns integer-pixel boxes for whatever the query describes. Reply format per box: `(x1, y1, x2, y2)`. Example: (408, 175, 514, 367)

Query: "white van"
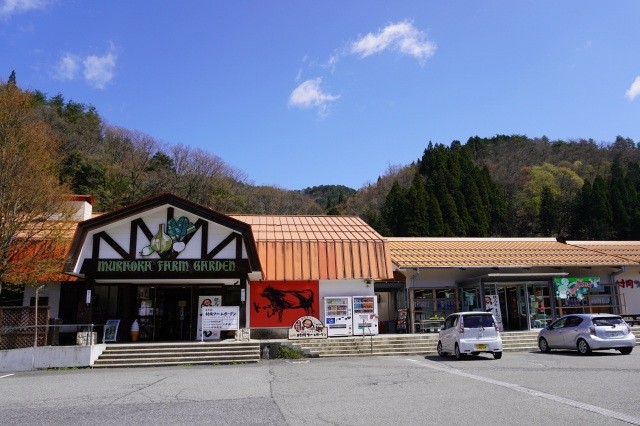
(437, 312, 503, 360)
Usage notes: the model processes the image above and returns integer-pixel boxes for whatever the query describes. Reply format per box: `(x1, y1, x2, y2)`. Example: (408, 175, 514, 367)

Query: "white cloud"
(0, 0, 48, 19)
(289, 78, 340, 116)
(625, 76, 640, 101)
(350, 21, 436, 65)
(53, 53, 79, 80)
(324, 51, 340, 73)
(51, 45, 118, 89)
(83, 46, 117, 89)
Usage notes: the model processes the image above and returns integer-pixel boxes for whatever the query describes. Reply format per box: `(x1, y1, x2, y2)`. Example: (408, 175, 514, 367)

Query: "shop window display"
(412, 288, 458, 333)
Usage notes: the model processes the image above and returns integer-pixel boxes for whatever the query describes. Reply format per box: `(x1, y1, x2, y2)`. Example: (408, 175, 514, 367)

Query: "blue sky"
(2, 1, 640, 190)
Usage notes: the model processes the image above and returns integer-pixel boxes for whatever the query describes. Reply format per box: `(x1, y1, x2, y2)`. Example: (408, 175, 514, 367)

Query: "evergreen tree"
(625, 163, 640, 238)
(405, 174, 429, 236)
(591, 176, 612, 239)
(608, 159, 631, 238)
(571, 180, 592, 239)
(539, 186, 557, 236)
(425, 185, 446, 236)
(382, 181, 409, 236)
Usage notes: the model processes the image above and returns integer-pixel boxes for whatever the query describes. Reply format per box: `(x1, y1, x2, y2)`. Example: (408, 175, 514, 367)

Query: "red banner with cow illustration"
(250, 281, 319, 327)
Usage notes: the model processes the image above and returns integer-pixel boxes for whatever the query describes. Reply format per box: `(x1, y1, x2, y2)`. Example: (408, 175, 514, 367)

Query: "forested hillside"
(4, 78, 640, 240)
(376, 136, 640, 239)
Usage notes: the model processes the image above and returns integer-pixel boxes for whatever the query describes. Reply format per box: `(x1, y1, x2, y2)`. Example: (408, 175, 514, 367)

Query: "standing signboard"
(103, 319, 120, 343)
(201, 306, 239, 342)
(197, 295, 222, 340)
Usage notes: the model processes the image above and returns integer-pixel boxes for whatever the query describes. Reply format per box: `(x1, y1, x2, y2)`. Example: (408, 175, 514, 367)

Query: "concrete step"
(288, 332, 546, 357)
(93, 341, 261, 368)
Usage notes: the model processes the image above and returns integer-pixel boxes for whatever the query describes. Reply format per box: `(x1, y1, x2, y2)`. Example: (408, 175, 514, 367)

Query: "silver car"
(538, 314, 636, 355)
(437, 312, 503, 360)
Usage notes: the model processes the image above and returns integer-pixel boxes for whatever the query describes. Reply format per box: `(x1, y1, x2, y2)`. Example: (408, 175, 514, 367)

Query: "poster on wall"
(484, 295, 504, 332)
(553, 277, 600, 300)
(250, 281, 319, 327)
(288, 316, 328, 339)
(197, 295, 222, 340)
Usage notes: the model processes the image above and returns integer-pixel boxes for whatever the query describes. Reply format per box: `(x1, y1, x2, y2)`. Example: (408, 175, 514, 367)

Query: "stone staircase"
(287, 334, 439, 357)
(92, 341, 261, 368)
(91, 326, 640, 366)
(287, 326, 640, 358)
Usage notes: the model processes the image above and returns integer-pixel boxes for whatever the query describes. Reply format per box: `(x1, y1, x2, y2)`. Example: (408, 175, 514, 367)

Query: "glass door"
(503, 286, 528, 331)
(528, 282, 551, 328)
(485, 283, 529, 331)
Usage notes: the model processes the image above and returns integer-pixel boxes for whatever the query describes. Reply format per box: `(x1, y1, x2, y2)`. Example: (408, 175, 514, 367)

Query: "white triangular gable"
(66, 196, 262, 282)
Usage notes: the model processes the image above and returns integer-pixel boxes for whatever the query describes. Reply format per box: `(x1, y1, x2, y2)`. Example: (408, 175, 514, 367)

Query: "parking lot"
(1, 350, 639, 425)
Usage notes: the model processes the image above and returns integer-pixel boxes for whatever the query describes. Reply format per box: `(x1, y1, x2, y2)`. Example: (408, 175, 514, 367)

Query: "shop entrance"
(156, 287, 193, 341)
(137, 286, 194, 341)
(483, 282, 552, 331)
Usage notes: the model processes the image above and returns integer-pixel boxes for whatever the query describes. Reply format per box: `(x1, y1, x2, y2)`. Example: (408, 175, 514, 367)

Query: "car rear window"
(592, 317, 624, 326)
(463, 315, 495, 328)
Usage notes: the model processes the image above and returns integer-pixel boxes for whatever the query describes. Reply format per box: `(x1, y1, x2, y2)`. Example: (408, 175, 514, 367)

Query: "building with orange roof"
(6, 194, 640, 346)
(388, 237, 640, 333)
(56, 193, 393, 342)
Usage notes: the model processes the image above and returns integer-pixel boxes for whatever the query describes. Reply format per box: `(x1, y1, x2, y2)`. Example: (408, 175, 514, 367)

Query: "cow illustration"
(253, 286, 315, 322)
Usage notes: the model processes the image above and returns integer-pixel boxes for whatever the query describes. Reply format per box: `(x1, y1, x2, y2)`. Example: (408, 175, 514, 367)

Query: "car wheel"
(577, 339, 592, 355)
(619, 347, 633, 355)
(437, 341, 445, 357)
(538, 337, 551, 353)
(454, 343, 465, 360)
(493, 352, 503, 360)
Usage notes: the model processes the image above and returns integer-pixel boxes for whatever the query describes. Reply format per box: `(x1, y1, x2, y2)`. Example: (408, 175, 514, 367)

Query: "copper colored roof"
(567, 241, 640, 264)
(231, 215, 393, 281)
(388, 237, 636, 268)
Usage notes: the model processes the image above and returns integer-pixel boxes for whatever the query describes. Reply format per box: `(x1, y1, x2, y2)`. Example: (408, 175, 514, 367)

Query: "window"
(463, 314, 495, 328)
(444, 315, 456, 330)
(592, 317, 624, 327)
(550, 318, 566, 329)
(564, 316, 583, 327)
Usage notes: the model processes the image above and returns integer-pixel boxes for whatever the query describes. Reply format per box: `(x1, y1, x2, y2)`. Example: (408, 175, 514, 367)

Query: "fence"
(0, 306, 50, 350)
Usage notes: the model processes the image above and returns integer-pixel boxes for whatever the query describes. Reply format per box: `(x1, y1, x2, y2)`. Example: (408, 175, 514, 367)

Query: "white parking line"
(406, 359, 640, 425)
(0, 374, 14, 379)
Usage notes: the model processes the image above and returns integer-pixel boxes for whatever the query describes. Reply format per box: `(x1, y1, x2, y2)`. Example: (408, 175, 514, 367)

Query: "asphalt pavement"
(1, 349, 639, 425)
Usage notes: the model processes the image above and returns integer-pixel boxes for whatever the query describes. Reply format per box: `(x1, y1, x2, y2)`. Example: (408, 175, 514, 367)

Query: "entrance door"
(485, 284, 529, 331)
(156, 287, 193, 341)
(504, 286, 528, 331)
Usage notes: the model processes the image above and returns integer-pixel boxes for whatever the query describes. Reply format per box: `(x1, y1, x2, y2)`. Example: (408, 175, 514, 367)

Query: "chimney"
(68, 195, 94, 221)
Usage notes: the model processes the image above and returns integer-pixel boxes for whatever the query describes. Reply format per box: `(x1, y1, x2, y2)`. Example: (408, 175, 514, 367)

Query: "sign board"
(197, 296, 222, 340)
(484, 295, 504, 332)
(288, 316, 328, 340)
(81, 258, 251, 279)
(553, 277, 600, 299)
(202, 306, 239, 332)
(103, 319, 120, 343)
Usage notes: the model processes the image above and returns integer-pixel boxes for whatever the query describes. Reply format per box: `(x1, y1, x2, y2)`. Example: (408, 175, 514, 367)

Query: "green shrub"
(277, 345, 305, 359)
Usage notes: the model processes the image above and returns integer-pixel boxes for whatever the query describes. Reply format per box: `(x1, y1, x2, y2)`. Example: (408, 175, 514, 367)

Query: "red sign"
(250, 281, 319, 327)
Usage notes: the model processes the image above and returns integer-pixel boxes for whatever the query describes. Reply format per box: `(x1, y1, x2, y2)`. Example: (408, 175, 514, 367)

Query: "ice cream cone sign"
(131, 319, 140, 342)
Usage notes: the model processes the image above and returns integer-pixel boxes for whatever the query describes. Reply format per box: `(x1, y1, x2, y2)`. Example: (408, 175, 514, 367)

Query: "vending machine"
(352, 295, 379, 335)
(323, 296, 353, 336)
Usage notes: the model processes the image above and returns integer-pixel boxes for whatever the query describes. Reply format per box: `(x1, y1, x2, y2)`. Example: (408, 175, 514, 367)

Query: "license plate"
(608, 331, 622, 337)
(475, 344, 487, 350)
